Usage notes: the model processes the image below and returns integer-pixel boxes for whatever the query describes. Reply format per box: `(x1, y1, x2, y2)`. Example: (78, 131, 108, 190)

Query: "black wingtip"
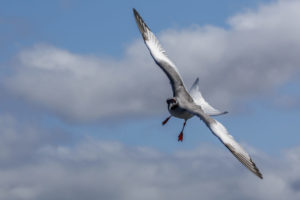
(132, 8, 149, 41)
(133, 8, 137, 14)
(133, 8, 141, 20)
(252, 160, 263, 179)
(252, 161, 263, 179)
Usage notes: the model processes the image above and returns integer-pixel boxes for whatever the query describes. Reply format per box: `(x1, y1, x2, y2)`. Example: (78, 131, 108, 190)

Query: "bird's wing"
(189, 78, 228, 116)
(181, 103, 263, 179)
(133, 8, 190, 98)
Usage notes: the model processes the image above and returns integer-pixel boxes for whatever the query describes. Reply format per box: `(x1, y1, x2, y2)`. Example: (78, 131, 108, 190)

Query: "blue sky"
(1, 0, 300, 199)
(1, 0, 272, 57)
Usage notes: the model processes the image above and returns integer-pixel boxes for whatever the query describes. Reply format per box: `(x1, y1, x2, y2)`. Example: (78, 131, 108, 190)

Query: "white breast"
(168, 105, 194, 120)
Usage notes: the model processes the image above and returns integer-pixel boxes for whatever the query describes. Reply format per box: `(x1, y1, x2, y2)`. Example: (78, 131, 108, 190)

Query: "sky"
(1, 0, 300, 199)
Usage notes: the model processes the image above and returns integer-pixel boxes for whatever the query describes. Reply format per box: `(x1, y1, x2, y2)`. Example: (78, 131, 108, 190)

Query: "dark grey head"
(166, 97, 178, 110)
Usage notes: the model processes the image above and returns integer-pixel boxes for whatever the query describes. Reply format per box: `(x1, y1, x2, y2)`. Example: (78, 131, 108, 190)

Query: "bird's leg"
(162, 116, 171, 125)
(178, 120, 187, 142)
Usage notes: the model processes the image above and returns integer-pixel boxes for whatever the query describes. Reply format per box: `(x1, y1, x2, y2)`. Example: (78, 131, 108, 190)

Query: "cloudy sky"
(1, 0, 300, 199)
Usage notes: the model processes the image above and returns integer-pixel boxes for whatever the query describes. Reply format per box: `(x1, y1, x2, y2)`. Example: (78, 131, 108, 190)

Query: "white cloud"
(0, 115, 68, 169)
(3, 0, 300, 121)
(0, 113, 299, 200)
(4, 43, 164, 121)
(0, 118, 300, 200)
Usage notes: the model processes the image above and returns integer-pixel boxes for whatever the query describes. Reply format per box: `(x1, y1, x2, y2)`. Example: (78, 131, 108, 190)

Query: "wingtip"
(224, 143, 263, 180)
(255, 168, 263, 179)
(190, 77, 200, 90)
(250, 158, 263, 179)
(133, 8, 143, 22)
(132, 8, 137, 14)
(133, 8, 139, 19)
(132, 8, 149, 41)
(254, 168, 263, 179)
(194, 77, 199, 85)
(251, 159, 263, 179)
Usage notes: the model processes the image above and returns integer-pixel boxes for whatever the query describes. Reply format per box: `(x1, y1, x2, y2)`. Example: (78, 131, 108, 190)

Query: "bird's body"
(133, 8, 263, 179)
(167, 99, 193, 120)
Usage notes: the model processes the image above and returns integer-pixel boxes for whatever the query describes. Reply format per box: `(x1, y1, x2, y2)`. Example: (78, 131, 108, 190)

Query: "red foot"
(178, 132, 183, 142)
(162, 116, 171, 125)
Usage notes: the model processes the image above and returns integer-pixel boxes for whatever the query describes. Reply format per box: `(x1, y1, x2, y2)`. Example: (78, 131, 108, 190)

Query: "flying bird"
(133, 8, 262, 179)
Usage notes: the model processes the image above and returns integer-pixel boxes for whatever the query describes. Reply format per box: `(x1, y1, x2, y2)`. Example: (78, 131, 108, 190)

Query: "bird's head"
(166, 98, 178, 109)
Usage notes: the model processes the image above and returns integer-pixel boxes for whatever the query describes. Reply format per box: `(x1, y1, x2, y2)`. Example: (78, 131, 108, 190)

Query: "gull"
(133, 8, 263, 179)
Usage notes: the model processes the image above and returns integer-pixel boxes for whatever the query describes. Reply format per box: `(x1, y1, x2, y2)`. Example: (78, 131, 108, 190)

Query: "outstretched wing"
(182, 103, 263, 179)
(133, 8, 190, 98)
(189, 78, 228, 116)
